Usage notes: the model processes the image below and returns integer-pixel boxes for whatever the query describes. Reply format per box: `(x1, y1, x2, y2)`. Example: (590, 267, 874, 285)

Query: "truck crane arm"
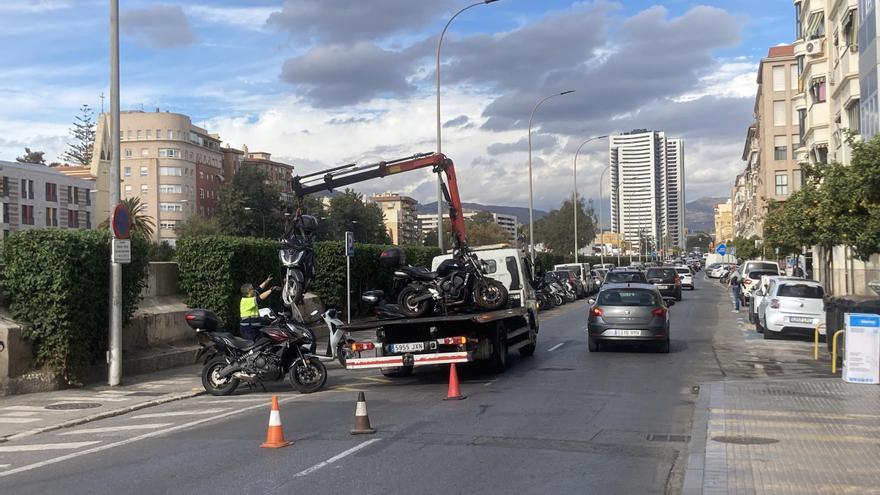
(291, 152, 468, 249)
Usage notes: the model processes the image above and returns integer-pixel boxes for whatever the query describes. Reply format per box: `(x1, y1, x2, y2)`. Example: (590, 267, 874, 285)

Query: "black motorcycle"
(395, 248, 508, 317)
(186, 308, 327, 396)
(280, 210, 317, 307)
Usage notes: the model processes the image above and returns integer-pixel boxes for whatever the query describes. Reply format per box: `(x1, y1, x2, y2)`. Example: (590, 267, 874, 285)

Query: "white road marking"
(0, 411, 39, 417)
(0, 396, 305, 478)
(59, 423, 173, 435)
(0, 417, 41, 424)
(293, 439, 382, 477)
(547, 342, 565, 352)
(0, 464, 10, 469)
(483, 380, 495, 387)
(1, 406, 46, 412)
(52, 397, 130, 403)
(200, 397, 268, 403)
(131, 408, 227, 419)
(0, 441, 101, 453)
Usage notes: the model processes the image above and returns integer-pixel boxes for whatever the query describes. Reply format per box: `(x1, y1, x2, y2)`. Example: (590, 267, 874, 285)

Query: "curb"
(0, 389, 205, 443)
(681, 381, 713, 495)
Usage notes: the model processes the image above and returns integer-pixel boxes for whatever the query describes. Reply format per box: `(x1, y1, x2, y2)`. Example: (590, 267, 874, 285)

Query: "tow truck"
(292, 152, 539, 374)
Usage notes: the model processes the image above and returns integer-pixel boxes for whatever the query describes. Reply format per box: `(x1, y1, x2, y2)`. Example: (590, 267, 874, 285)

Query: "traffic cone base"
(260, 395, 293, 448)
(444, 363, 467, 400)
(351, 391, 377, 435)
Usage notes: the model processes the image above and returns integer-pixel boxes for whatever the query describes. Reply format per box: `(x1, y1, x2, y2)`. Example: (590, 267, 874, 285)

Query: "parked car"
(645, 267, 682, 301)
(757, 278, 825, 339)
(735, 260, 782, 304)
(710, 263, 736, 279)
(749, 274, 778, 327)
(674, 266, 694, 290)
(592, 263, 616, 271)
(705, 263, 722, 276)
(603, 270, 649, 285)
(587, 283, 672, 353)
(741, 269, 779, 307)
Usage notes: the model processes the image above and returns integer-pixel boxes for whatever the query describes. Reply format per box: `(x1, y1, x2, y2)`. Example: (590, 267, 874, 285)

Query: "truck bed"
(343, 307, 528, 332)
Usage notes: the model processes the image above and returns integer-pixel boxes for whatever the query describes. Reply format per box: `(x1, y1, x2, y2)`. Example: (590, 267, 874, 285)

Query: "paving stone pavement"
(685, 378, 880, 495)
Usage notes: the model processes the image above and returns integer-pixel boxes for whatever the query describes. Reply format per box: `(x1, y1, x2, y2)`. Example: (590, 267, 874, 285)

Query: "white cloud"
(676, 60, 757, 102)
(186, 5, 277, 30)
(0, 0, 73, 13)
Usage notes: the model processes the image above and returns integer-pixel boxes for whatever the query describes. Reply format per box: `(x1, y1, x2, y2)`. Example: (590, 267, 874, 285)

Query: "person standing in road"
(239, 276, 279, 340)
(730, 275, 742, 312)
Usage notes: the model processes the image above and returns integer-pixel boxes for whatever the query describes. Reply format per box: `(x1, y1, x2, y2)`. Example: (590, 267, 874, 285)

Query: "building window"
(775, 172, 789, 196)
(140, 166, 148, 176)
(73, 187, 79, 204)
(159, 202, 183, 212)
(814, 145, 829, 163)
(136, 130, 142, 140)
(159, 167, 183, 176)
(843, 8, 857, 47)
(124, 185, 132, 196)
(774, 136, 788, 160)
(795, 2, 802, 39)
(66, 185, 72, 203)
(805, 10, 825, 40)
(158, 148, 181, 158)
(792, 134, 800, 155)
(798, 108, 807, 142)
(45, 207, 57, 227)
(0, 177, 7, 197)
(810, 78, 827, 104)
(159, 184, 182, 194)
(45, 182, 57, 202)
(141, 184, 148, 194)
(85, 190, 91, 206)
(124, 167, 131, 177)
(127, 130, 132, 140)
(67, 209, 79, 228)
(86, 215, 91, 229)
(772, 66, 785, 92)
(20, 179, 34, 200)
(159, 220, 177, 230)
(21, 205, 34, 225)
(792, 169, 803, 192)
(156, 129, 162, 139)
(2, 203, 8, 223)
(847, 100, 861, 133)
(146, 129, 152, 139)
(790, 64, 798, 91)
(199, 188, 205, 199)
(125, 149, 132, 158)
(141, 148, 149, 157)
(773, 101, 786, 126)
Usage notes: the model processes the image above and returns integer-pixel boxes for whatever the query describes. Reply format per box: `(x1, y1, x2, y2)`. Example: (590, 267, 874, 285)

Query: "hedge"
(176, 237, 440, 329)
(3, 230, 149, 379)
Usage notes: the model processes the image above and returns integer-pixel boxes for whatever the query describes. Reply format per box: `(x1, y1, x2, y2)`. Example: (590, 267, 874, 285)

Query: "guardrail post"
(814, 323, 826, 360)
(831, 330, 845, 374)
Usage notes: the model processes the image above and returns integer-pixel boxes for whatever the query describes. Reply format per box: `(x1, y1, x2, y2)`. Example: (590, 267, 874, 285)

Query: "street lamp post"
(573, 135, 608, 265)
(243, 206, 266, 237)
(528, 90, 575, 267)
(598, 164, 610, 266)
(436, 0, 500, 253)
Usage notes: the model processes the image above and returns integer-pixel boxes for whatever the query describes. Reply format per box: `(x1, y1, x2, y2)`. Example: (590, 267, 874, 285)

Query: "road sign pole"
(108, 0, 122, 387)
(345, 231, 354, 324)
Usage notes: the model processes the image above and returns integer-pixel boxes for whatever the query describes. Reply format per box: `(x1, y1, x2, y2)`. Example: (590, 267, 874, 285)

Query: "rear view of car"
(646, 267, 682, 300)
(603, 270, 648, 285)
(674, 266, 694, 290)
(761, 280, 825, 339)
(587, 284, 671, 353)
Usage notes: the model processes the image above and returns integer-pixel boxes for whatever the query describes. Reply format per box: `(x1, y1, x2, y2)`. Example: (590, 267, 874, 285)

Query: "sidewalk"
(683, 378, 880, 494)
(0, 365, 202, 442)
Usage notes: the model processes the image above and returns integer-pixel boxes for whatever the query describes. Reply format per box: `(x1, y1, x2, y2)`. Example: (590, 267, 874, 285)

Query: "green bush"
(3, 230, 149, 379)
(148, 241, 175, 261)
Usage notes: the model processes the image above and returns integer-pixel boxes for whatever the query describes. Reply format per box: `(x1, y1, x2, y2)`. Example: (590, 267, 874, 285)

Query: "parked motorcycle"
(395, 248, 508, 318)
(316, 308, 358, 367)
(280, 210, 317, 307)
(362, 290, 408, 320)
(186, 308, 327, 396)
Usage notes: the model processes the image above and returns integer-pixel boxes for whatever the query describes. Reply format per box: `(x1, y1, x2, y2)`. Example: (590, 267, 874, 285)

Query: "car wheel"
(588, 338, 599, 352)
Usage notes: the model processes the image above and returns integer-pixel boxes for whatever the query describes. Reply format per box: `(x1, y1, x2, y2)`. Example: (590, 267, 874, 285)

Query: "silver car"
(587, 283, 673, 353)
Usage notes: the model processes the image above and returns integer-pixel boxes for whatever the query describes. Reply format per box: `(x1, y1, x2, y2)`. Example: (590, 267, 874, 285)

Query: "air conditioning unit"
(805, 38, 824, 56)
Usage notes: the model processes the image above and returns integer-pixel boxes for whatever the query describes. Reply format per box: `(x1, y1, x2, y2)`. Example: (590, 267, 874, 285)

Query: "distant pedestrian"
(730, 275, 741, 312)
(239, 276, 279, 340)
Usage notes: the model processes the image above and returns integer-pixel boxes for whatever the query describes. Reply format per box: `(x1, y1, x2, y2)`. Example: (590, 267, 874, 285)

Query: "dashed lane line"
(0, 441, 101, 453)
(59, 424, 173, 436)
(292, 439, 382, 478)
(547, 342, 565, 352)
(131, 408, 227, 419)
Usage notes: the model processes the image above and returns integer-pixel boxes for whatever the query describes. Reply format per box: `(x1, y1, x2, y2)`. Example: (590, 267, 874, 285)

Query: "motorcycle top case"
(380, 247, 406, 267)
(184, 309, 219, 331)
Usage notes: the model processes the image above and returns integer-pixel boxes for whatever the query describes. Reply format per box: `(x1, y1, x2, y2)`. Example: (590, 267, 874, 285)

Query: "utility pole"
(108, 0, 122, 386)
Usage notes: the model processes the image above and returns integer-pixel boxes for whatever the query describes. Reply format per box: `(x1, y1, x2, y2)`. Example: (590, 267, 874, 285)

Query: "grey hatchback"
(587, 283, 672, 353)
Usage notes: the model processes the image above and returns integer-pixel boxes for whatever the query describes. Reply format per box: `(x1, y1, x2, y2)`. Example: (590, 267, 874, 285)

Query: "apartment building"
(714, 199, 734, 244)
(733, 125, 762, 238)
(371, 193, 419, 246)
(0, 160, 94, 236)
(241, 146, 296, 202)
(418, 210, 519, 242)
(608, 130, 686, 253)
(860, 0, 880, 139)
(91, 109, 224, 245)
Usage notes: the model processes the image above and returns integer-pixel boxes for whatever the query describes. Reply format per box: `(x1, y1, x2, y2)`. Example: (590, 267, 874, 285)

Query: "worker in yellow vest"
(239, 275, 278, 340)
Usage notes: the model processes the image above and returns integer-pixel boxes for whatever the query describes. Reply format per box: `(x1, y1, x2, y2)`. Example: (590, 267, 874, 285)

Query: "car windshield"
(598, 289, 659, 307)
(675, 268, 690, 274)
(605, 272, 646, 283)
(749, 262, 778, 272)
(707, 263, 721, 269)
(777, 284, 824, 299)
(748, 270, 776, 280)
(646, 268, 676, 281)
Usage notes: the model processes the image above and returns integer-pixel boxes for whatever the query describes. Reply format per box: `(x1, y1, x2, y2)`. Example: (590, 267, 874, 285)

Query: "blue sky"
(0, 0, 797, 210)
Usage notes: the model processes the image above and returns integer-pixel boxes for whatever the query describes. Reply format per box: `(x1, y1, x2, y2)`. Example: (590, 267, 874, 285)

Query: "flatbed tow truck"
(292, 152, 539, 375)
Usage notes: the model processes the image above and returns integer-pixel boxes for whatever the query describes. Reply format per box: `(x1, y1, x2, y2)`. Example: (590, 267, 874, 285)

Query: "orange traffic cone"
(351, 392, 376, 435)
(260, 395, 293, 448)
(444, 363, 466, 400)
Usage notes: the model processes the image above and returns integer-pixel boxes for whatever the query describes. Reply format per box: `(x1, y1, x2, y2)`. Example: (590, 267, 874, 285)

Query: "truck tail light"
(651, 307, 667, 318)
(439, 336, 468, 345)
(591, 307, 604, 317)
(770, 299, 780, 309)
(351, 342, 375, 352)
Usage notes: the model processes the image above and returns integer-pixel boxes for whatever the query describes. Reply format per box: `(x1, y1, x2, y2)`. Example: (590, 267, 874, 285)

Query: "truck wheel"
(518, 319, 537, 357)
(380, 366, 414, 378)
(489, 324, 508, 373)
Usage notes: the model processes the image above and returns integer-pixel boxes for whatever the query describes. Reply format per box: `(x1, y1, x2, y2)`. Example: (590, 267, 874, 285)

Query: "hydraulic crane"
(291, 152, 468, 249)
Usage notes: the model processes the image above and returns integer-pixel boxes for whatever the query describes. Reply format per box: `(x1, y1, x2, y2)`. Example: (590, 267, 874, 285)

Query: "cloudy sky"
(0, 0, 794, 211)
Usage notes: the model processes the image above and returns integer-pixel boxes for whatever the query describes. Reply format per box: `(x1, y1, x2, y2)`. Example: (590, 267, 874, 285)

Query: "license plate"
(789, 317, 813, 324)
(657, 285, 670, 289)
(389, 342, 425, 353)
(604, 329, 644, 337)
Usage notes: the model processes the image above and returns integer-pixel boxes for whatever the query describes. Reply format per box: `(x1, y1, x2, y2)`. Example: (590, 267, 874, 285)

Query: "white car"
(674, 266, 694, 289)
(709, 263, 735, 279)
(757, 278, 825, 340)
(748, 275, 778, 327)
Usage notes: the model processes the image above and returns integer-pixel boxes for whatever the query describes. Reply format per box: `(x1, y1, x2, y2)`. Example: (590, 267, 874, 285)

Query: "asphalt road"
(0, 275, 832, 494)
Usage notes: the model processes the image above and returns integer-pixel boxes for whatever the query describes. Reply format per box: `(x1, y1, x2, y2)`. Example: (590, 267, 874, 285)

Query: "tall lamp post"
(528, 90, 575, 267)
(572, 135, 608, 265)
(436, 0, 500, 253)
(598, 164, 610, 266)
(243, 206, 266, 237)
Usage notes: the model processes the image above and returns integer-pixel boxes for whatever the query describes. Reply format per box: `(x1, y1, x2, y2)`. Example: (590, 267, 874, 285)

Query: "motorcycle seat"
(400, 266, 440, 281)
(215, 332, 254, 349)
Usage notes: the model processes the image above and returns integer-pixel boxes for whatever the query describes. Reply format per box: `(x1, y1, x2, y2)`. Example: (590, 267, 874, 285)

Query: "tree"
(99, 196, 155, 239)
(325, 189, 390, 244)
(174, 214, 222, 239)
(731, 236, 762, 260)
(215, 166, 284, 238)
(687, 232, 712, 251)
(423, 228, 438, 247)
(61, 104, 96, 166)
(16, 148, 46, 165)
(532, 197, 597, 256)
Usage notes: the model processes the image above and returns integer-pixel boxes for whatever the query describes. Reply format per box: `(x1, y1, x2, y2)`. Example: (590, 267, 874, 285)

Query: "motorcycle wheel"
(554, 294, 564, 306)
(282, 270, 304, 307)
(398, 286, 433, 318)
(201, 357, 240, 396)
(288, 357, 327, 394)
(473, 279, 508, 310)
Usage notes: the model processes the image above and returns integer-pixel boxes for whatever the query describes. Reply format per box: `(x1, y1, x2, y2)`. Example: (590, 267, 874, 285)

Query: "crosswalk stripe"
(59, 423, 173, 435)
(131, 408, 227, 419)
(0, 417, 41, 424)
(0, 464, 10, 469)
(0, 411, 39, 417)
(0, 441, 101, 452)
(1, 406, 45, 412)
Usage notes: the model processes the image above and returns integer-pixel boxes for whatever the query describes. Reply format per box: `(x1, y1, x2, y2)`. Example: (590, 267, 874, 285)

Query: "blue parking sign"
(345, 231, 354, 257)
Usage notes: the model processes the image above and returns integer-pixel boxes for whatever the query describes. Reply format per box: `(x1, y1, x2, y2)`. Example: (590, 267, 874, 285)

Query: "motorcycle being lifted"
(396, 248, 508, 318)
(280, 210, 318, 307)
(186, 308, 327, 396)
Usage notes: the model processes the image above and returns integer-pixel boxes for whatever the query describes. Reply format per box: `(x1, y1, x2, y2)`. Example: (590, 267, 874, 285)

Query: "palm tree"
(99, 196, 155, 239)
